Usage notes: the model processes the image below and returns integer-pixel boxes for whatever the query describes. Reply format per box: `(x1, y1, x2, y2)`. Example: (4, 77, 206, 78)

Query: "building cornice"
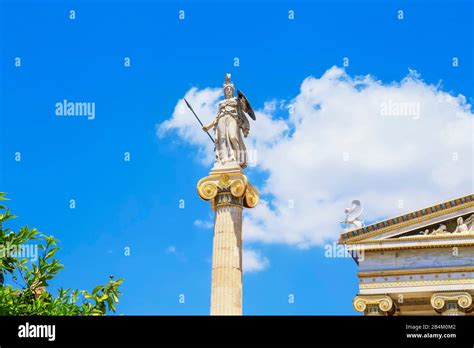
(352, 233, 474, 244)
(359, 278, 474, 290)
(358, 266, 474, 278)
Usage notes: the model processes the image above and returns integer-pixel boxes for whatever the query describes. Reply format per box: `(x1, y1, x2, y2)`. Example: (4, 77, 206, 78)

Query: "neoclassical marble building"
(339, 194, 474, 316)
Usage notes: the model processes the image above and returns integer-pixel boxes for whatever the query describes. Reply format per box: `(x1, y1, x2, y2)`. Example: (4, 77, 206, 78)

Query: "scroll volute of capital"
(197, 173, 259, 209)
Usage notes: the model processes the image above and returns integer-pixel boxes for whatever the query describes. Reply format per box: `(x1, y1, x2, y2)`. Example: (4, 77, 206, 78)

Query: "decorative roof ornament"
(341, 200, 365, 230)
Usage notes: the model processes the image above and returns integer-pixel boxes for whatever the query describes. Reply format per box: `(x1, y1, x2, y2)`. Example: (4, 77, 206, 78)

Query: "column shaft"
(210, 204, 243, 315)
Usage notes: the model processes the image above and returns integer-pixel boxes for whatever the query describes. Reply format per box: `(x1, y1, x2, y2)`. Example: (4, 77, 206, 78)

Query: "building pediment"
(338, 194, 474, 251)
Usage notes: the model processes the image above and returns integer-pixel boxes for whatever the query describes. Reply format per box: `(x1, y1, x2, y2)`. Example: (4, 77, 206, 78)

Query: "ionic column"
(431, 292, 473, 316)
(211, 203, 243, 315)
(353, 295, 395, 316)
(197, 170, 259, 315)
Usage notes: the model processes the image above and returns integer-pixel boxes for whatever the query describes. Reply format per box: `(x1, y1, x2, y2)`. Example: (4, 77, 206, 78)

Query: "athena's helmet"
(223, 73, 235, 98)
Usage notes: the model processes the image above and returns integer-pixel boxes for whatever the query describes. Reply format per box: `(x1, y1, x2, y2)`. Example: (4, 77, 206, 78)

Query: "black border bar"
(0, 315, 473, 346)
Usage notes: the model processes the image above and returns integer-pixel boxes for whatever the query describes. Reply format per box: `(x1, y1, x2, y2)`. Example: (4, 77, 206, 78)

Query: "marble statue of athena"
(196, 74, 259, 315)
(202, 73, 256, 169)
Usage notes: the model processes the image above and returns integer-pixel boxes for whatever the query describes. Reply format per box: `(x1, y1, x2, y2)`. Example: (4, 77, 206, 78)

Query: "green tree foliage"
(0, 192, 123, 315)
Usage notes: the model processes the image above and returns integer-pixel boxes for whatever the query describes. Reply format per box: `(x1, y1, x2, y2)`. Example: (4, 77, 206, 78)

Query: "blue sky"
(1, 0, 473, 315)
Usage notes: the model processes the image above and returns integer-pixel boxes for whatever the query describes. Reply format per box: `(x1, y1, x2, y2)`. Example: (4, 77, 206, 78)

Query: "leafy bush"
(0, 192, 122, 315)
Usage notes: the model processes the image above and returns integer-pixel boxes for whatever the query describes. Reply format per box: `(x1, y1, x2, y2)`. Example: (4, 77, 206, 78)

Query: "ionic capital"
(353, 295, 395, 316)
(197, 172, 258, 209)
(430, 292, 472, 315)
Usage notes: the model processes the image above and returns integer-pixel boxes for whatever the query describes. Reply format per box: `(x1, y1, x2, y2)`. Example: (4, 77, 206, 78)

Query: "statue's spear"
(184, 98, 215, 143)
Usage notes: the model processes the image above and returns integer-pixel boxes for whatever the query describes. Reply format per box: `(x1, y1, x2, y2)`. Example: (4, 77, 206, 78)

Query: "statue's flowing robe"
(215, 97, 247, 168)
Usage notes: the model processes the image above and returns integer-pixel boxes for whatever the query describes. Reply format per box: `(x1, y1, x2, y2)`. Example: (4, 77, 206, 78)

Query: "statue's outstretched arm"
(202, 119, 216, 132)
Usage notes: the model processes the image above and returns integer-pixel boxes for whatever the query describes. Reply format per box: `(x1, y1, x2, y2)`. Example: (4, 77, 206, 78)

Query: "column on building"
(353, 295, 396, 316)
(430, 292, 473, 316)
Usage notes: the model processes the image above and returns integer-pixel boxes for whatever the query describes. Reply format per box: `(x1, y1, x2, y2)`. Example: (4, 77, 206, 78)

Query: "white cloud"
(193, 219, 213, 229)
(160, 66, 473, 249)
(243, 249, 270, 273)
(166, 245, 177, 254)
(165, 245, 187, 262)
(157, 87, 222, 164)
